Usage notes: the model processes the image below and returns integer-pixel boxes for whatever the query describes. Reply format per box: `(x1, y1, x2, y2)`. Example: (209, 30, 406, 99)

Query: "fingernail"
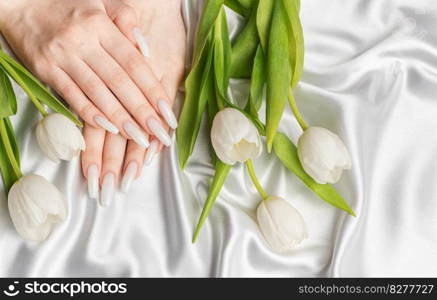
(94, 116, 119, 134)
(121, 162, 138, 193)
(101, 173, 115, 207)
(133, 27, 150, 58)
(158, 100, 178, 129)
(147, 118, 171, 146)
(123, 122, 150, 148)
(145, 140, 159, 165)
(87, 164, 99, 199)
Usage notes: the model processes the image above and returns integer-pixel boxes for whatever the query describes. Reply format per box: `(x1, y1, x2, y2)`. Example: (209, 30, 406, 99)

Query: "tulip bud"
(297, 127, 351, 184)
(36, 113, 85, 162)
(257, 196, 308, 253)
(211, 108, 262, 165)
(8, 174, 68, 242)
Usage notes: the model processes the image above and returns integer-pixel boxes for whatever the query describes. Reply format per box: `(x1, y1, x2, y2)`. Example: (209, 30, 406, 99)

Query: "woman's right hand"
(0, 0, 176, 148)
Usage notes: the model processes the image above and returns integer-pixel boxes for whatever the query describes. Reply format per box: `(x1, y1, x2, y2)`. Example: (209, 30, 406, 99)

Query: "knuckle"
(110, 107, 127, 121)
(80, 9, 105, 24)
(79, 104, 96, 121)
(30, 60, 48, 77)
(54, 25, 81, 44)
(124, 55, 144, 74)
(83, 77, 101, 92)
(116, 6, 136, 23)
(57, 82, 75, 98)
(103, 156, 121, 167)
(133, 102, 153, 119)
(108, 69, 128, 87)
(144, 80, 162, 99)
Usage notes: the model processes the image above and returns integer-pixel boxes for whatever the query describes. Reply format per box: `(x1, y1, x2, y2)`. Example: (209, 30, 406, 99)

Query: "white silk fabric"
(1, 0, 437, 277)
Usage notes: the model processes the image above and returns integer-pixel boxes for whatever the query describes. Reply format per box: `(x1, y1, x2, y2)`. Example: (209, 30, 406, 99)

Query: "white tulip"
(8, 174, 68, 242)
(211, 108, 262, 165)
(36, 113, 85, 162)
(257, 196, 308, 253)
(297, 127, 351, 184)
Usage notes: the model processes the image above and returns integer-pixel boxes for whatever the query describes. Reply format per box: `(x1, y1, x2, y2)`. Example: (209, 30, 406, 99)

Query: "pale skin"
(0, 0, 186, 200)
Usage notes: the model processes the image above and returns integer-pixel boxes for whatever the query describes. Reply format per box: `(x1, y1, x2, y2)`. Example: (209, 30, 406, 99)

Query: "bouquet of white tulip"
(0, 45, 83, 242)
(177, 0, 355, 252)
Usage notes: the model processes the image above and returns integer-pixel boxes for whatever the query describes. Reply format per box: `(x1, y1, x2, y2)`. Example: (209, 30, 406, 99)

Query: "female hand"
(81, 0, 186, 204)
(0, 0, 176, 148)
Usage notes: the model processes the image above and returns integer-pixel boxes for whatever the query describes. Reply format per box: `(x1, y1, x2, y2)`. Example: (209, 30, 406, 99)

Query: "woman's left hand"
(81, 0, 186, 204)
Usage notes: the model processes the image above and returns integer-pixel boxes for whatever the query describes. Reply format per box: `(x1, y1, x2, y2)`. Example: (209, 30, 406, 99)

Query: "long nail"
(147, 118, 171, 146)
(158, 100, 178, 129)
(145, 140, 159, 165)
(123, 122, 150, 148)
(121, 162, 138, 193)
(94, 116, 119, 134)
(133, 27, 150, 58)
(87, 164, 99, 199)
(101, 173, 115, 207)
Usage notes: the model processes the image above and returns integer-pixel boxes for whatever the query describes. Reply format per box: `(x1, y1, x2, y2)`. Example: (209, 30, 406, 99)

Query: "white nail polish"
(121, 162, 138, 193)
(133, 27, 150, 58)
(87, 164, 99, 199)
(147, 118, 171, 147)
(101, 173, 115, 207)
(123, 122, 150, 148)
(158, 100, 178, 129)
(145, 140, 159, 165)
(94, 116, 119, 134)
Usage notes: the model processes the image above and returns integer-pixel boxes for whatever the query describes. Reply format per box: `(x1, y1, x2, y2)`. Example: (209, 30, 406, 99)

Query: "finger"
(120, 140, 146, 193)
(81, 124, 106, 199)
(99, 24, 178, 132)
(101, 0, 138, 44)
(60, 56, 150, 148)
(83, 49, 170, 145)
(46, 67, 119, 134)
(144, 137, 160, 166)
(161, 70, 185, 102)
(101, 133, 127, 206)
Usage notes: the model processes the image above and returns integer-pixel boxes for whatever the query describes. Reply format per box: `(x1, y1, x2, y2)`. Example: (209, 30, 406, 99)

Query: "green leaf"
(273, 132, 355, 216)
(230, 5, 259, 78)
(0, 118, 21, 195)
(246, 45, 266, 116)
(206, 97, 219, 166)
(177, 38, 215, 169)
(256, 0, 274, 52)
(224, 0, 250, 17)
(265, 0, 291, 152)
(213, 8, 232, 103)
(0, 51, 82, 127)
(192, 161, 232, 242)
(0, 69, 17, 118)
(4, 118, 20, 166)
(282, 0, 304, 88)
(192, 0, 225, 66)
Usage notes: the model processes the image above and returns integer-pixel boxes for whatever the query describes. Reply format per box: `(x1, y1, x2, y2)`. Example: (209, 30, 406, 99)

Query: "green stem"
(245, 160, 268, 200)
(0, 120, 22, 178)
(288, 88, 308, 130)
(0, 56, 48, 117)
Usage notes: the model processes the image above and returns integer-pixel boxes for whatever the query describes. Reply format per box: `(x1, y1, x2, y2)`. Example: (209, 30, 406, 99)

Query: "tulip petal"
(8, 174, 68, 242)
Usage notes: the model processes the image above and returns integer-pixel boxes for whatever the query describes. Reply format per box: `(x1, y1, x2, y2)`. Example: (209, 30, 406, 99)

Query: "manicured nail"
(94, 116, 119, 134)
(145, 140, 159, 165)
(87, 164, 99, 199)
(158, 100, 178, 129)
(101, 173, 115, 207)
(133, 27, 150, 58)
(147, 118, 171, 146)
(123, 122, 150, 148)
(121, 162, 138, 193)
